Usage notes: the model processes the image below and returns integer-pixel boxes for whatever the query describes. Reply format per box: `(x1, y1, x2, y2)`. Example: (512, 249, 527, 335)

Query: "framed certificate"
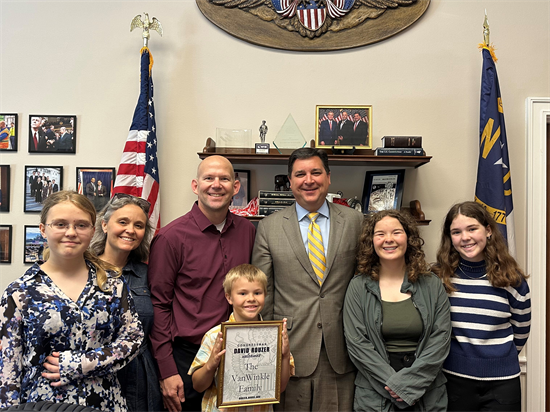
(362, 169, 405, 213)
(217, 321, 283, 408)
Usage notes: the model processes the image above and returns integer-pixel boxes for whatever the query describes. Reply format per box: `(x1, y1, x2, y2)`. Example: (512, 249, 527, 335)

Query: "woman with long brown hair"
(90, 193, 164, 412)
(432, 201, 531, 411)
(344, 209, 451, 411)
(0, 190, 143, 411)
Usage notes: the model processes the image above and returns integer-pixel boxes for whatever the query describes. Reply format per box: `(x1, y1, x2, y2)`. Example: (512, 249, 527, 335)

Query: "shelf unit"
(198, 138, 432, 225)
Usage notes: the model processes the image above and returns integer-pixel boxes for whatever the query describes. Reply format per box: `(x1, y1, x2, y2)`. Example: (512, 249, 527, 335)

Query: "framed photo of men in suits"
(24, 165, 63, 213)
(76, 167, 116, 212)
(28, 115, 77, 153)
(0, 113, 18, 151)
(315, 105, 372, 149)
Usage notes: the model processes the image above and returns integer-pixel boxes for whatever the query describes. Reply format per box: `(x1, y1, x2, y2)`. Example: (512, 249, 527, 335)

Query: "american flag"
(113, 47, 161, 235)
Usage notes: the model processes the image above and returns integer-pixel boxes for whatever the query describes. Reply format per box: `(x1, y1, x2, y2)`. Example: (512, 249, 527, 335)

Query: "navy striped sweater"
(442, 259, 531, 380)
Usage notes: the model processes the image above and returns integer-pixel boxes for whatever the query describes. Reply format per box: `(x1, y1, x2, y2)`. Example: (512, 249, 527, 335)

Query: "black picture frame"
(24, 166, 63, 213)
(232, 169, 250, 207)
(315, 105, 372, 149)
(0, 165, 11, 212)
(362, 169, 405, 213)
(28, 115, 76, 153)
(24, 225, 47, 264)
(76, 167, 116, 212)
(0, 113, 18, 151)
(0, 225, 13, 263)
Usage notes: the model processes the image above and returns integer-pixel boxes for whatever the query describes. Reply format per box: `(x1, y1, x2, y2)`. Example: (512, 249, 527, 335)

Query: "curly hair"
(432, 201, 527, 293)
(356, 209, 428, 282)
(89, 194, 153, 263)
(40, 190, 119, 291)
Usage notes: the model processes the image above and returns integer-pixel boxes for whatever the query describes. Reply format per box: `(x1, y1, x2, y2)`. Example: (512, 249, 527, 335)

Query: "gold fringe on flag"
(478, 43, 498, 63)
(140, 46, 154, 73)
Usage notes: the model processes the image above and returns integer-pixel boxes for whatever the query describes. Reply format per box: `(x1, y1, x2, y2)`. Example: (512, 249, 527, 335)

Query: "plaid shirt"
(188, 313, 295, 412)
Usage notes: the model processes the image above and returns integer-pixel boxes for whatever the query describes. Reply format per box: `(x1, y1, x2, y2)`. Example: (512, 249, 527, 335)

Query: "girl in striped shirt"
(432, 201, 530, 412)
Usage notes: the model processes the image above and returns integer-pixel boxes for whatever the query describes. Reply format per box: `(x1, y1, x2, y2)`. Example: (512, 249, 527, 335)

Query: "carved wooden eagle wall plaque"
(196, 0, 430, 51)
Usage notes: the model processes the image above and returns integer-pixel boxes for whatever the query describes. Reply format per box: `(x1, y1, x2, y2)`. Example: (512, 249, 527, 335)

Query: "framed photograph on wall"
(0, 113, 18, 151)
(232, 169, 250, 207)
(0, 165, 11, 212)
(315, 105, 372, 149)
(362, 169, 405, 213)
(76, 167, 116, 212)
(28, 115, 76, 153)
(24, 225, 47, 264)
(0, 225, 13, 263)
(24, 166, 63, 213)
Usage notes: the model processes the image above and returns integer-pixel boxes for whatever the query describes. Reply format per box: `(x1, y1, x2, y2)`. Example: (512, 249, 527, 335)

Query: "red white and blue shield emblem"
(297, 1, 326, 31)
(272, 0, 355, 31)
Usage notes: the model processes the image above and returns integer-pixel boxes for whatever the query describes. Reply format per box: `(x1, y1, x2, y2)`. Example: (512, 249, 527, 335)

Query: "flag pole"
(113, 13, 163, 235)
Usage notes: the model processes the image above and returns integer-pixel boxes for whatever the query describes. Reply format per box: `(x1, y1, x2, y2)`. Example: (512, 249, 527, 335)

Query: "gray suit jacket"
(252, 202, 364, 377)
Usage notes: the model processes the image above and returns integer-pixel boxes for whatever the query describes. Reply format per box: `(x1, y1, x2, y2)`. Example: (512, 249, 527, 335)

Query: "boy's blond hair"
(223, 264, 268, 295)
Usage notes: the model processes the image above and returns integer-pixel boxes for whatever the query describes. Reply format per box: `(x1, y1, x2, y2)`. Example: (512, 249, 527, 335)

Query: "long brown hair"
(356, 209, 428, 282)
(432, 201, 527, 293)
(40, 190, 120, 291)
(90, 194, 153, 263)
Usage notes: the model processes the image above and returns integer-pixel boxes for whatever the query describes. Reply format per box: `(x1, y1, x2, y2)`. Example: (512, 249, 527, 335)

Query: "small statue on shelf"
(259, 120, 268, 143)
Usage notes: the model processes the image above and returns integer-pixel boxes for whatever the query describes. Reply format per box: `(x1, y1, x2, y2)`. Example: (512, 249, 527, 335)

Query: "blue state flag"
(475, 46, 515, 255)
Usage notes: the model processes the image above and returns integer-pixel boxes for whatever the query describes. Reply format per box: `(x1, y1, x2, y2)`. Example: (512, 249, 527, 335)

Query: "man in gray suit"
(252, 147, 364, 411)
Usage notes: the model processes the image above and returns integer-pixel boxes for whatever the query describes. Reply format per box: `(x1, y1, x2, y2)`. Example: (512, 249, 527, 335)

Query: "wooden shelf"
(198, 138, 431, 168)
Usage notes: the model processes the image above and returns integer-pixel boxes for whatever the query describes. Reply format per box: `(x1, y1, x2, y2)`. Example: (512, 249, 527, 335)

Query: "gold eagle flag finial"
(131, 13, 163, 48)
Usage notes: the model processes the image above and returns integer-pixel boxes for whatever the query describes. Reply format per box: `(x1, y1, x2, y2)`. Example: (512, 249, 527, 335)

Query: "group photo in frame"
(315, 105, 372, 149)
(362, 169, 405, 213)
(24, 225, 47, 264)
(76, 167, 116, 212)
(231, 169, 250, 208)
(0, 113, 18, 151)
(0, 225, 13, 264)
(28, 115, 76, 153)
(24, 166, 63, 213)
(0, 165, 11, 212)
(217, 321, 284, 408)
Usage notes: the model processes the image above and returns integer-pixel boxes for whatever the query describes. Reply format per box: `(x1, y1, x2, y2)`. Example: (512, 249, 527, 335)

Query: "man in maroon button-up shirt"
(148, 156, 256, 412)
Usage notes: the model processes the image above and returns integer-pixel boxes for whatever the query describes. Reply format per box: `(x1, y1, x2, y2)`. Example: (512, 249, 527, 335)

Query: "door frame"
(525, 97, 550, 412)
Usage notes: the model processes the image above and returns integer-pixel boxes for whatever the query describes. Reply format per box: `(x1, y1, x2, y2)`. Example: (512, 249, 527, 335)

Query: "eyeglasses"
(45, 221, 94, 233)
(111, 193, 151, 213)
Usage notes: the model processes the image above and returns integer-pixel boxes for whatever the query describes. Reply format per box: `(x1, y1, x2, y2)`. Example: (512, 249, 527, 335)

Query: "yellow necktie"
(308, 212, 326, 285)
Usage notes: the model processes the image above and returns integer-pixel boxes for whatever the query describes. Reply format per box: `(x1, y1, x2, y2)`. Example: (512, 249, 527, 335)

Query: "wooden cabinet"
(198, 138, 431, 224)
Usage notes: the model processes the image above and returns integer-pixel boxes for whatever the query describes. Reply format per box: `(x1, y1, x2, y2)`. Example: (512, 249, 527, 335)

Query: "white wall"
(0, 0, 548, 287)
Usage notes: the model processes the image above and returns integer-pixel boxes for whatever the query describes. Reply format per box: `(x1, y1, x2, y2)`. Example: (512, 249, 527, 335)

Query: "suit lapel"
(281, 207, 319, 286)
(325, 203, 344, 278)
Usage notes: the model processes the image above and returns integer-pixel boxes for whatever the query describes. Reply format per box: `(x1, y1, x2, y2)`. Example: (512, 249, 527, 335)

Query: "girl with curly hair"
(343, 209, 451, 411)
(432, 201, 531, 411)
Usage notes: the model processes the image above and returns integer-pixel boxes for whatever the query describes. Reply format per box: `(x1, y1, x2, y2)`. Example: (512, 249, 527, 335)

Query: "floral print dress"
(0, 261, 144, 411)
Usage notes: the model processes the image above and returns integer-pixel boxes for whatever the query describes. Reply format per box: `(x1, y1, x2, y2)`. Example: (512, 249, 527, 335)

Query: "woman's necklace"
(457, 264, 487, 280)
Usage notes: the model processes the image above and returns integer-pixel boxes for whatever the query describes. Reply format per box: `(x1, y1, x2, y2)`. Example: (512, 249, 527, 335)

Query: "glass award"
(273, 114, 307, 153)
(215, 128, 253, 148)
